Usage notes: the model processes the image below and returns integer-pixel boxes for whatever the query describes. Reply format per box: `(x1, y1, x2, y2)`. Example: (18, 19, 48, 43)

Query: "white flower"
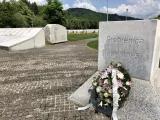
(104, 79, 108, 84)
(117, 63, 122, 67)
(106, 99, 111, 103)
(108, 65, 112, 69)
(117, 71, 124, 79)
(108, 89, 112, 94)
(104, 103, 108, 106)
(93, 82, 97, 86)
(99, 101, 103, 106)
(101, 71, 108, 79)
(92, 79, 95, 83)
(96, 86, 102, 93)
(104, 92, 109, 97)
(126, 81, 131, 86)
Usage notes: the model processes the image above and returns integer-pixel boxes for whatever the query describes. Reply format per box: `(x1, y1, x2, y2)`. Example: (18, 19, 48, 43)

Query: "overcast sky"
(12, 0, 160, 18)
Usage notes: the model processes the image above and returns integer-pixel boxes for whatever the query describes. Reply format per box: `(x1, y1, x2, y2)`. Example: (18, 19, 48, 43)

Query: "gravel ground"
(0, 41, 111, 120)
(0, 40, 159, 120)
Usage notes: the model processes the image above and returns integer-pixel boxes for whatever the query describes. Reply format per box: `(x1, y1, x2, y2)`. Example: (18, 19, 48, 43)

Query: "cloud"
(73, 0, 97, 11)
(63, 4, 70, 10)
(72, 0, 160, 18)
(28, 0, 46, 5)
(100, 0, 160, 18)
(2, 0, 159, 18)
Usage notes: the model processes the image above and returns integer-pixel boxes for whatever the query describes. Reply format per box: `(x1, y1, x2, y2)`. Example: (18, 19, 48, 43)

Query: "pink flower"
(101, 71, 108, 79)
(118, 80, 123, 87)
(103, 84, 107, 87)
(106, 68, 112, 73)
(98, 79, 104, 86)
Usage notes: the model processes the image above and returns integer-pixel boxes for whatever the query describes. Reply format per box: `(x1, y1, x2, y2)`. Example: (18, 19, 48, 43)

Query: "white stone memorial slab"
(44, 24, 67, 44)
(99, 20, 160, 81)
(0, 28, 45, 51)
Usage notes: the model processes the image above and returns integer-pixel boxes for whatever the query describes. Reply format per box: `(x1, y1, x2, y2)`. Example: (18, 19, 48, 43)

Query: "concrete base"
(69, 72, 99, 106)
(118, 78, 160, 120)
(151, 69, 160, 93)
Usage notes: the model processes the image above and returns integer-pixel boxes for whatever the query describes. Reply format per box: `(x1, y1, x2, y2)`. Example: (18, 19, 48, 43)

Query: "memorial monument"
(44, 24, 67, 44)
(0, 28, 45, 51)
(69, 19, 160, 107)
(99, 20, 160, 82)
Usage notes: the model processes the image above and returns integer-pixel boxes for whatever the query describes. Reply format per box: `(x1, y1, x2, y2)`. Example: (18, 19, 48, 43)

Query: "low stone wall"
(0, 28, 45, 51)
(67, 29, 99, 34)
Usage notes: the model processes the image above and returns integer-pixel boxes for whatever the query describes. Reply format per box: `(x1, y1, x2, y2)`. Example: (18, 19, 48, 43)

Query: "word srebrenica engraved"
(99, 20, 160, 81)
(103, 34, 149, 79)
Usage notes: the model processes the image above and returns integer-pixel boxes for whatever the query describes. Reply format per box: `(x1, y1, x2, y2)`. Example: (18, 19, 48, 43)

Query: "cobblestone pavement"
(0, 41, 110, 120)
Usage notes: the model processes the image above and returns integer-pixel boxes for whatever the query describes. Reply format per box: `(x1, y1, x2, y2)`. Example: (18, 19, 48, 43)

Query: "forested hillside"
(65, 8, 140, 29)
(0, 0, 141, 29)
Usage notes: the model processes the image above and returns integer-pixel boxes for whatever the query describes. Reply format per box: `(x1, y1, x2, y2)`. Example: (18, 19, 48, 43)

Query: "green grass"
(68, 32, 98, 50)
(68, 33, 98, 41)
(87, 39, 98, 50)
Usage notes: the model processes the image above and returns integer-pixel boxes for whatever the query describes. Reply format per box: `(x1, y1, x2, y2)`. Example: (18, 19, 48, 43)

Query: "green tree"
(155, 15, 160, 19)
(0, 0, 47, 27)
(12, 13, 28, 27)
(31, 2, 39, 15)
(20, 0, 39, 15)
(32, 16, 47, 27)
(44, 0, 65, 25)
(0, 1, 17, 27)
(17, 0, 35, 26)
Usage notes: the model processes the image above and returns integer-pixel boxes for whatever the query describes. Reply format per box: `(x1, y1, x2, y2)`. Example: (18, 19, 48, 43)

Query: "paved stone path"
(0, 41, 109, 120)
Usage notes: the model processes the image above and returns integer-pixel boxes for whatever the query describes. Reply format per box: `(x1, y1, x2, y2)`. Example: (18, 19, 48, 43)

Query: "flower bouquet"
(89, 62, 131, 117)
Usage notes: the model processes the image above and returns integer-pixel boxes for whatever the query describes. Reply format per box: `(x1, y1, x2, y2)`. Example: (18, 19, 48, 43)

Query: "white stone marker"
(99, 20, 160, 81)
(69, 20, 160, 108)
(0, 28, 45, 51)
(44, 24, 67, 44)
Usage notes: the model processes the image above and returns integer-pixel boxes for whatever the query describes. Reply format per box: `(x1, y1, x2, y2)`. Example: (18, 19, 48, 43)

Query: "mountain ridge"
(64, 8, 141, 29)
